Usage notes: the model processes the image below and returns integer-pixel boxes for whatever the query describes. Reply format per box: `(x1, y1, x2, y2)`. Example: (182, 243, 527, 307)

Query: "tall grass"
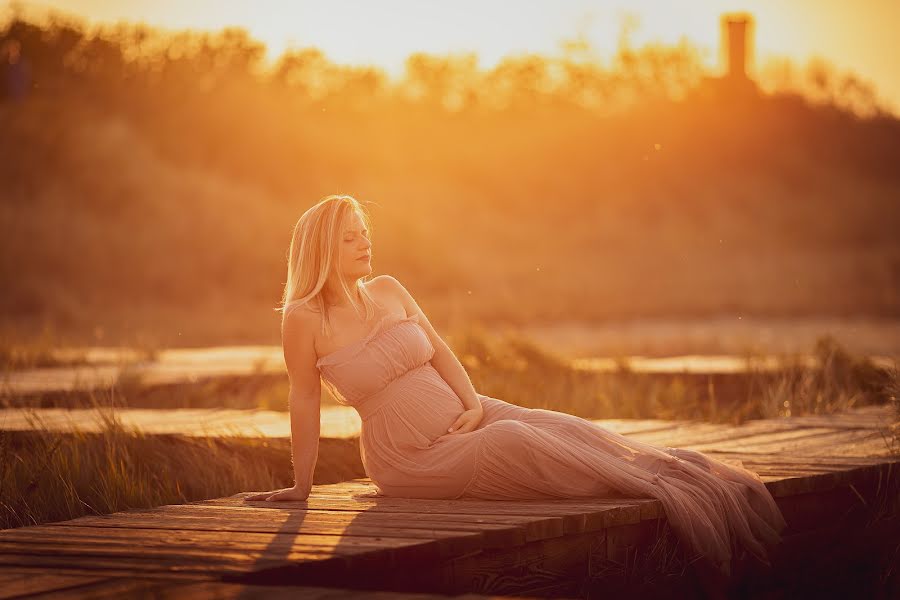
(0, 390, 363, 530)
(455, 330, 899, 428)
(739, 335, 896, 421)
(0, 329, 89, 370)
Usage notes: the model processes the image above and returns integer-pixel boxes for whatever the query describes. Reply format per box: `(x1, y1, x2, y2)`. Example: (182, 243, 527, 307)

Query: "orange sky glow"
(10, 0, 900, 114)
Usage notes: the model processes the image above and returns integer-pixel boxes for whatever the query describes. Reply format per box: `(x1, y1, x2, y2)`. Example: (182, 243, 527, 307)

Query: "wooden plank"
(0, 573, 533, 600)
(0, 552, 289, 580)
(0, 537, 424, 579)
(0, 571, 109, 599)
(631, 421, 799, 445)
(763, 461, 898, 497)
(67, 499, 664, 541)
(100, 579, 528, 599)
(0, 407, 360, 440)
(774, 410, 890, 427)
(700, 452, 889, 467)
(623, 423, 736, 446)
(679, 426, 849, 450)
(1, 576, 187, 600)
(0, 514, 490, 578)
(774, 412, 895, 429)
(587, 419, 690, 436)
(721, 457, 882, 471)
(66, 504, 557, 532)
(618, 405, 895, 448)
(185, 498, 645, 535)
(775, 429, 897, 457)
(690, 428, 886, 455)
(61, 506, 567, 546)
(0, 565, 219, 585)
(0, 525, 468, 564)
(58, 513, 527, 551)
(162, 580, 558, 599)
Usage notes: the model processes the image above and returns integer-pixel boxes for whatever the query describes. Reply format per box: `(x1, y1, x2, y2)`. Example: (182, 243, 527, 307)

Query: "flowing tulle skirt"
(357, 366, 787, 576)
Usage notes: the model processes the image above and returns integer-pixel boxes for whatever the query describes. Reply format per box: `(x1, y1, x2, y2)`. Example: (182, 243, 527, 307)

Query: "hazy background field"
(1, 12, 898, 357)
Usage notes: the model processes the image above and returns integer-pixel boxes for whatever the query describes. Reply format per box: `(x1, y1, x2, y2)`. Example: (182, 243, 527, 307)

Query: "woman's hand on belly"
(436, 406, 485, 441)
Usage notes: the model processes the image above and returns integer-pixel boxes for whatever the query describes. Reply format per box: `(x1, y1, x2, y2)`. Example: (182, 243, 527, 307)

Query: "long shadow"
(227, 485, 412, 597)
(229, 505, 309, 599)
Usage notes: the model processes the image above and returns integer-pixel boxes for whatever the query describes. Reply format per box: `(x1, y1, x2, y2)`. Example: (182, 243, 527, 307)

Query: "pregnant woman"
(246, 194, 787, 578)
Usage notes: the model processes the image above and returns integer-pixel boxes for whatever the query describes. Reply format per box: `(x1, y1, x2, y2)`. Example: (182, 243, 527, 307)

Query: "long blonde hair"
(276, 194, 380, 337)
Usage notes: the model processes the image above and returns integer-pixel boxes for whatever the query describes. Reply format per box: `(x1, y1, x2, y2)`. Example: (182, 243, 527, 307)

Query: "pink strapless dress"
(316, 313, 787, 575)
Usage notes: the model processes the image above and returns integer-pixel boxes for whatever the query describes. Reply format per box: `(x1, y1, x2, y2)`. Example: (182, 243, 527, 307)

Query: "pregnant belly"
(361, 363, 466, 446)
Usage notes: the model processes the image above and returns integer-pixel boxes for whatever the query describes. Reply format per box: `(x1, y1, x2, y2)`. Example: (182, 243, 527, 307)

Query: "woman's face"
(339, 210, 372, 279)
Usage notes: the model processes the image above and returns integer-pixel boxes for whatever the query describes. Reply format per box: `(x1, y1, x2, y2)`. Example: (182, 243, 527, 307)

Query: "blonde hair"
(276, 194, 380, 337)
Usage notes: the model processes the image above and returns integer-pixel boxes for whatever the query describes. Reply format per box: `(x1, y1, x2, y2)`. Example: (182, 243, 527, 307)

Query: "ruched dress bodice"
(318, 313, 438, 419)
(315, 311, 787, 577)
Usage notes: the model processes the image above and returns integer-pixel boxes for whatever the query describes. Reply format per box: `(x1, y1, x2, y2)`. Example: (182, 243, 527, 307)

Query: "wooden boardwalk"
(2, 402, 897, 456)
(0, 405, 897, 598)
(0, 406, 363, 439)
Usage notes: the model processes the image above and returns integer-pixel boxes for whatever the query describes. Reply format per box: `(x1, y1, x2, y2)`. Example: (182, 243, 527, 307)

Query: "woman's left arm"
(382, 276, 483, 416)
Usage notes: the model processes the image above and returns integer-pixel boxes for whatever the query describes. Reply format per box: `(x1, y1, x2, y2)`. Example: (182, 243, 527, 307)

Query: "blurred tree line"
(1, 13, 893, 196)
(1, 12, 898, 346)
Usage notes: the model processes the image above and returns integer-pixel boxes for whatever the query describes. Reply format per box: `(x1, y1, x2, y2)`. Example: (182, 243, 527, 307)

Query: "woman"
(246, 194, 787, 577)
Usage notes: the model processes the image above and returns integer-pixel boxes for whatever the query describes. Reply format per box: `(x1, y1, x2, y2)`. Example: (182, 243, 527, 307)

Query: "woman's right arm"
(245, 308, 321, 502)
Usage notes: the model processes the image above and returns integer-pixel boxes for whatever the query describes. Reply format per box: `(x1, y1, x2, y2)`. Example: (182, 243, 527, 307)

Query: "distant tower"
(720, 13, 755, 81)
(687, 13, 759, 104)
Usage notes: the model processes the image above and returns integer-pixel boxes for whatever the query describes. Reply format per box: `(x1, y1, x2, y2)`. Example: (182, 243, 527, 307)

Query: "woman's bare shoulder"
(367, 275, 417, 314)
(366, 274, 402, 297)
(367, 274, 409, 292)
(281, 302, 321, 337)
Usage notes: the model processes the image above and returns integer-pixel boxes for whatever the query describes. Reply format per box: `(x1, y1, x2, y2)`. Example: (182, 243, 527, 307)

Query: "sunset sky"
(15, 0, 900, 113)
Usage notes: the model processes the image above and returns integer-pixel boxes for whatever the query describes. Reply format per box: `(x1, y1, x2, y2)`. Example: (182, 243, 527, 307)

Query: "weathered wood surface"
(2, 403, 896, 472)
(0, 570, 543, 599)
(0, 406, 362, 439)
(0, 405, 896, 597)
(1, 403, 895, 461)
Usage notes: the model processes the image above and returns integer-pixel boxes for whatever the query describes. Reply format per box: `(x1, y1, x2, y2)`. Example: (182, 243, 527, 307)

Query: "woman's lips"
(357, 255, 370, 261)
